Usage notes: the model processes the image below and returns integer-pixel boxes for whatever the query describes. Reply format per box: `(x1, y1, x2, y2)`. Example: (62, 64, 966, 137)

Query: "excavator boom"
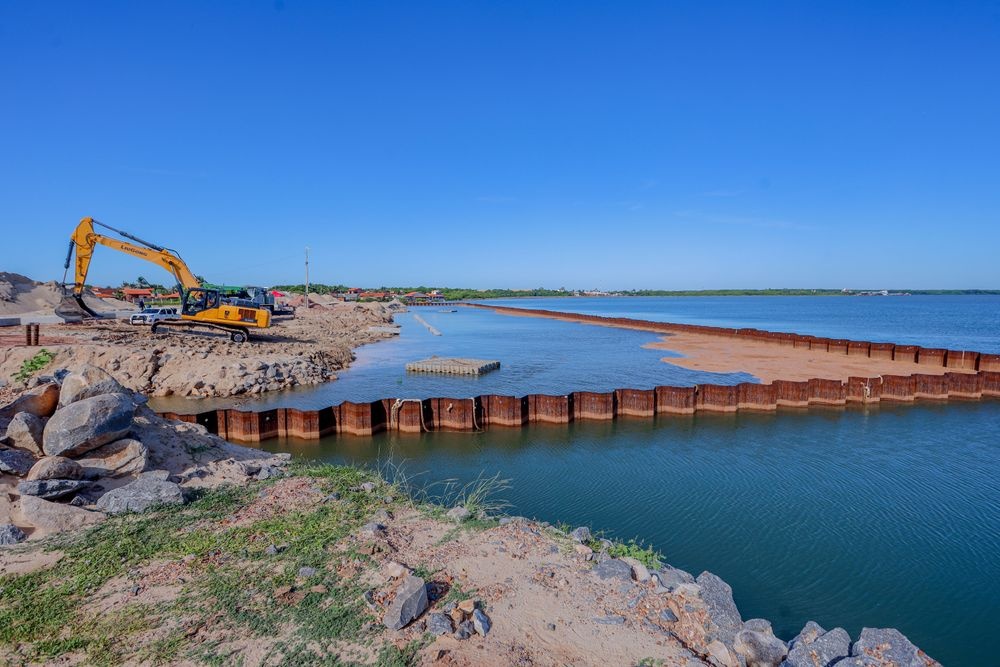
(65, 217, 201, 295)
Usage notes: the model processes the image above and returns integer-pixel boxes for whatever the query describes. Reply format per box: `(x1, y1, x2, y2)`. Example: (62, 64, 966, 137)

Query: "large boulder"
(0, 383, 59, 420)
(734, 627, 787, 667)
(19, 495, 105, 534)
(4, 412, 44, 455)
(95, 473, 184, 514)
(0, 523, 27, 545)
(382, 575, 428, 630)
(594, 557, 635, 581)
(783, 622, 850, 667)
(43, 393, 135, 458)
(696, 571, 744, 645)
(0, 447, 37, 476)
(58, 365, 128, 407)
(836, 628, 941, 667)
(789, 621, 826, 647)
(17, 478, 90, 500)
(75, 438, 148, 478)
(26, 456, 84, 481)
(654, 565, 696, 591)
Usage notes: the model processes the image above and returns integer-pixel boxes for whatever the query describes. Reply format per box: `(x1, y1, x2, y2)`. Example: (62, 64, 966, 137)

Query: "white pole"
(305, 246, 310, 309)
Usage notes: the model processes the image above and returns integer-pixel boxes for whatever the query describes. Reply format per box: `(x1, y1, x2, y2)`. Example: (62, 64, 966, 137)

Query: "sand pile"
(0, 273, 65, 317)
(0, 272, 135, 318)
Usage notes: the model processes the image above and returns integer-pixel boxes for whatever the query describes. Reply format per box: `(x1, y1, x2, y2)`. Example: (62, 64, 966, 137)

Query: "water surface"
(154, 295, 1000, 664)
(264, 401, 1000, 666)
(484, 295, 1000, 352)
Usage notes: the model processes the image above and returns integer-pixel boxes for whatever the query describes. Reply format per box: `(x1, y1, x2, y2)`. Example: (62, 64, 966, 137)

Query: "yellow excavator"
(59, 217, 270, 343)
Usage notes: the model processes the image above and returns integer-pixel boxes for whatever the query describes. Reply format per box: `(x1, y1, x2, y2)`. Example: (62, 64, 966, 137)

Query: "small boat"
(438, 308, 458, 313)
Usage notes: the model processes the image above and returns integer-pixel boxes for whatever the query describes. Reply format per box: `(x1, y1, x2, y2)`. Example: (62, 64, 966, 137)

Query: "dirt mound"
(0, 273, 64, 316)
(0, 272, 135, 318)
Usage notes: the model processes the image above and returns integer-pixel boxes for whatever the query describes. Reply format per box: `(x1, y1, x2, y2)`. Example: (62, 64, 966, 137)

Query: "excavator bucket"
(54, 294, 101, 321)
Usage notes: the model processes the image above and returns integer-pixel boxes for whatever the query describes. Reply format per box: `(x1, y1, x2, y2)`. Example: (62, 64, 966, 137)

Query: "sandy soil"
(0, 271, 134, 319)
(476, 304, 972, 383)
(646, 333, 973, 383)
(0, 475, 707, 666)
(0, 302, 396, 398)
(389, 511, 702, 666)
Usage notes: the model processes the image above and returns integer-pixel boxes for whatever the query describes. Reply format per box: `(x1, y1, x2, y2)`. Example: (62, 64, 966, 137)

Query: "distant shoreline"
(273, 286, 1000, 301)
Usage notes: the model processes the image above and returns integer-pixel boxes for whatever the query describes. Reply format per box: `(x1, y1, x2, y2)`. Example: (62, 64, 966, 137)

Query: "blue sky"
(2, 1, 998, 290)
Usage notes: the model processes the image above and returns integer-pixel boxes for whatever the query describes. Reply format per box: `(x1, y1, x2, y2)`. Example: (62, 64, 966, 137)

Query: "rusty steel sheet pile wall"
(572, 391, 616, 421)
(156, 306, 999, 442)
(480, 395, 527, 427)
(981, 354, 1000, 372)
(655, 385, 696, 414)
(427, 397, 478, 431)
(615, 388, 656, 417)
(527, 394, 572, 424)
(160, 369, 1000, 443)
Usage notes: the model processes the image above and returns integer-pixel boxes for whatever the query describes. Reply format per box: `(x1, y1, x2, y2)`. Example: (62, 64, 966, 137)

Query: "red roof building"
(122, 288, 153, 303)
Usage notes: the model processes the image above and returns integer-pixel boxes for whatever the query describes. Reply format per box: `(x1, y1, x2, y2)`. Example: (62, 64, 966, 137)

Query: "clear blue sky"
(2, 1, 998, 290)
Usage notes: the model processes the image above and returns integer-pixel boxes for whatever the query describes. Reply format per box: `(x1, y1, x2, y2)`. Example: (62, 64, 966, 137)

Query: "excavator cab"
(182, 288, 220, 316)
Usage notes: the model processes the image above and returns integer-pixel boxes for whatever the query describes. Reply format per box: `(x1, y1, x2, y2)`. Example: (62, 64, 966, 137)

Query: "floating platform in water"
(405, 356, 501, 375)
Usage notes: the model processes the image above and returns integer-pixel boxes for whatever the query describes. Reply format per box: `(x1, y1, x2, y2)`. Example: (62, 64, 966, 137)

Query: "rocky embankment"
(0, 301, 397, 398)
(0, 371, 941, 665)
(0, 365, 289, 540)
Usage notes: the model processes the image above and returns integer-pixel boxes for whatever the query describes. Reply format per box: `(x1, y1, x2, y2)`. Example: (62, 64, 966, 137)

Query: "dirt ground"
(0, 471, 707, 666)
(645, 332, 973, 383)
(0, 302, 397, 398)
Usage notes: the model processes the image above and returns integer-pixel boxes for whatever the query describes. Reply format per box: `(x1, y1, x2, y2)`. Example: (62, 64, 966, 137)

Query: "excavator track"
(151, 319, 251, 343)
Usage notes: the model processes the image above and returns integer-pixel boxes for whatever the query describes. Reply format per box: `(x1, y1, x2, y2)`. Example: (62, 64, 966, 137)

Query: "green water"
(263, 400, 1000, 665)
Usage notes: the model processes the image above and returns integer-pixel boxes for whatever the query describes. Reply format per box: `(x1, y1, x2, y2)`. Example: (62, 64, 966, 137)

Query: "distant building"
(91, 287, 119, 299)
(121, 288, 153, 303)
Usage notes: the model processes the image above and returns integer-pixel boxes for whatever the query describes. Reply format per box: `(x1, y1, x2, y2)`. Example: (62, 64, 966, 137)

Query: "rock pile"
(583, 550, 942, 667)
(0, 365, 290, 543)
(374, 555, 493, 641)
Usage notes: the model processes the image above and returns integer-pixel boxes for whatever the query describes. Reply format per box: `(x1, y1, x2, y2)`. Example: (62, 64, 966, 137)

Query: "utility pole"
(304, 246, 310, 309)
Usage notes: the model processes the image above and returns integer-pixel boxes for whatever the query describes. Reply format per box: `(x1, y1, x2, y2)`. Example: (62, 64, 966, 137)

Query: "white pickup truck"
(129, 307, 178, 325)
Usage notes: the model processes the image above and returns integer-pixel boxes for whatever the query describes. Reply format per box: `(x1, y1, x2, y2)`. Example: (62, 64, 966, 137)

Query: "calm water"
(158, 296, 1000, 664)
(152, 305, 754, 412)
(152, 295, 1000, 413)
(486, 295, 1000, 352)
(265, 402, 1000, 665)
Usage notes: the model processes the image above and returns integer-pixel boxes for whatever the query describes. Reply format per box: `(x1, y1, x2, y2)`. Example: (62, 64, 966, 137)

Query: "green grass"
(374, 636, 432, 667)
(13, 348, 55, 382)
(601, 538, 663, 570)
(0, 464, 399, 665)
(0, 460, 566, 664)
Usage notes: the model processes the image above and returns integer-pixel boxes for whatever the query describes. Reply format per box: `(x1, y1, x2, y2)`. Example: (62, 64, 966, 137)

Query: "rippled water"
(151, 306, 755, 412)
(152, 295, 1000, 413)
(264, 401, 1000, 665)
(156, 296, 1000, 664)
(485, 294, 1000, 353)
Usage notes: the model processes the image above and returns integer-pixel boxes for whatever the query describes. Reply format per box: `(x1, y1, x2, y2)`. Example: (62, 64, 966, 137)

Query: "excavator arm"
(65, 217, 201, 295)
